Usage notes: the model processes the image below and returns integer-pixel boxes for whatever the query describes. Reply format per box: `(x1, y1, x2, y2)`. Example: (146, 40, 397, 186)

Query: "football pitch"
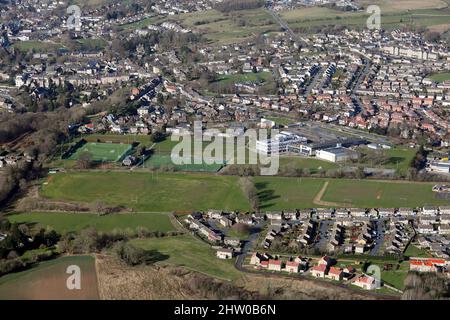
(68, 142, 132, 162)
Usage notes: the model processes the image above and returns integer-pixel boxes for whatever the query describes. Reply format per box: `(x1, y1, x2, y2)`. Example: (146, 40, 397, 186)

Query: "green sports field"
(7, 212, 175, 234)
(321, 179, 450, 208)
(130, 235, 242, 280)
(41, 172, 251, 212)
(40, 172, 450, 211)
(0, 255, 99, 300)
(68, 142, 132, 162)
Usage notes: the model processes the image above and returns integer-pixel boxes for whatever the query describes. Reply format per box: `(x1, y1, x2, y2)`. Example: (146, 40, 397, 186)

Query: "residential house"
(326, 267, 343, 281)
(268, 259, 282, 272)
(310, 264, 327, 278)
(285, 261, 300, 273)
(216, 248, 234, 259)
(352, 275, 379, 290)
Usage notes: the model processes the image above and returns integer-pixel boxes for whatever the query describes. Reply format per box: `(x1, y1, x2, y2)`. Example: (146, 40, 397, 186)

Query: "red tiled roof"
(268, 259, 281, 266)
(312, 264, 327, 272)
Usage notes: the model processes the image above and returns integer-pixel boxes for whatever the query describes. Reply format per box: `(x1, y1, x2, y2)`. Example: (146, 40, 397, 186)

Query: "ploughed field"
(0, 255, 99, 300)
(40, 172, 450, 211)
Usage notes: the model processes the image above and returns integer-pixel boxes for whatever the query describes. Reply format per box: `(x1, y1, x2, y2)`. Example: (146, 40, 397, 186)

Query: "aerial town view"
(0, 0, 449, 308)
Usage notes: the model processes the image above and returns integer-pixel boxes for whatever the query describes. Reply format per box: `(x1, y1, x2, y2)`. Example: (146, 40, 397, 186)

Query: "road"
(266, 8, 309, 46)
(315, 219, 332, 252)
(235, 220, 267, 270)
(369, 219, 386, 256)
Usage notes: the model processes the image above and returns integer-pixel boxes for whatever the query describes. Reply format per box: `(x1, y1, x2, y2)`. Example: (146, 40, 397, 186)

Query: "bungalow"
(310, 264, 327, 278)
(207, 210, 223, 219)
(439, 206, 450, 215)
(285, 261, 300, 273)
(268, 259, 282, 272)
(422, 206, 437, 215)
(216, 248, 234, 259)
(440, 215, 450, 224)
(326, 267, 343, 281)
(409, 258, 447, 272)
(354, 244, 366, 254)
(219, 216, 233, 227)
(417, 224, 434, 234)
(224, 237, 241, 247)
(438, 224, 450, 235)
(250, 252, 269, 266)
(318, 256, 332, 267)
(352, 275, 379, 290)
(266, 211, 283, 220)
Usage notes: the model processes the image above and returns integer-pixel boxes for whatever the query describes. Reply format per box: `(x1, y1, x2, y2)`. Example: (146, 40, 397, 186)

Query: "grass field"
(280, 0, 450, 33)
(41, 172, 251, 212)
(171, 8, 278, 44)
(429, 72, 450, 83)
(68, 142, 132, 162)
(7, 212, 175, 234)
(321, 179, 450, 208)
(279, 156, 339, 174)
(357, 146, 417, 175)
(404, 244, 432, 258)
(0, 255, 99, 300)
(216, 72, 272, 85)
(13, 41, 64, 53)
(130, 235, 242, 280)
(254, 176, 325, 209)
(40, 172, 450, 211)
(145, 138, 230, 172)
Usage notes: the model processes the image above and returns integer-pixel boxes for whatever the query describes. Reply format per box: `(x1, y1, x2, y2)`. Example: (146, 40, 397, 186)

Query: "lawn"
(40, 172, 251, 212)
(404, 244, 432, 258)
(321, 179, 450, 208)
(0, 255, 99, 300)
(7, 212, 175, 234)
(130, 235, 242, 280)
(67, 142, 132, 162)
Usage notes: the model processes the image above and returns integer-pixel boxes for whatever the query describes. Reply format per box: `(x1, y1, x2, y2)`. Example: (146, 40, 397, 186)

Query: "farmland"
(130, 235, 242, 280)
(7, 212, 175, 234)
(40, 172, 251, 212)
(280, 0, 450, 33)
(0, 255, 99, 300)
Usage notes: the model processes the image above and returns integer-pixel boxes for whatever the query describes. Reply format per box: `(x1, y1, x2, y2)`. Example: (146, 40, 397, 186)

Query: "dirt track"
(313, 181, 352, 207)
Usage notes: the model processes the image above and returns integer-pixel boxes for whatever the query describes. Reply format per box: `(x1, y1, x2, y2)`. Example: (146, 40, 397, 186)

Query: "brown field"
(0, 255, 99, 300)
(427, 23, 450, 33)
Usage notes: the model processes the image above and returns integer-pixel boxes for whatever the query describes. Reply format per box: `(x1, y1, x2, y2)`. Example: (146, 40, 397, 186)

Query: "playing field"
(321, 179, 450, 208)
(145, 139, 230, 172)
(0, 255, 99, 300)
(40, 172, 450, 211)
(41, 172, 251, 212)
(7, 212, 175, 234)
(130, 235, 242, 280)
(68, 142, 132, 162)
